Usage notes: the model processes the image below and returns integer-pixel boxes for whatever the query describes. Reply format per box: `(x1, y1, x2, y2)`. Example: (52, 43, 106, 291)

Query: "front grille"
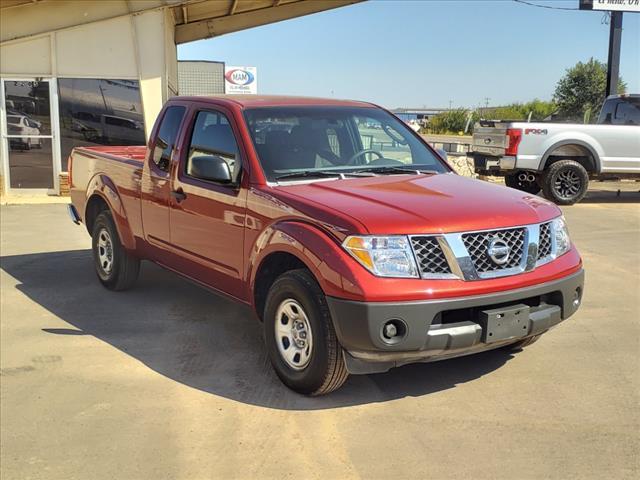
(537, 222, 552, 260)
(410, 236, 452, 276)
(462, 227, 526, 273)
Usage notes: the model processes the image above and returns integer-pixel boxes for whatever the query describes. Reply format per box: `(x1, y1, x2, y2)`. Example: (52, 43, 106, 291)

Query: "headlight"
(343, 235, 419, 278)
(552, 216, 571, 256)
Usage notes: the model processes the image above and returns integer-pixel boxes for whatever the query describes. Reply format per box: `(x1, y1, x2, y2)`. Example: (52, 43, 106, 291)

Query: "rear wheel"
(92, 210, 140, 291)
(505, 171, 541, 194)
(264, 269, 348, 395)
(541, 160, 589, 205)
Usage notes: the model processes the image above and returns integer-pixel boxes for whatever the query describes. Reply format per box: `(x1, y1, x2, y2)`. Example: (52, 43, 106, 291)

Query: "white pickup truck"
(472, 94, 640, 204)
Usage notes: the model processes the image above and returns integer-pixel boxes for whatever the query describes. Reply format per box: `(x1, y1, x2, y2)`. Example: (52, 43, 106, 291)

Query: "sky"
(177, 0, 640, 110)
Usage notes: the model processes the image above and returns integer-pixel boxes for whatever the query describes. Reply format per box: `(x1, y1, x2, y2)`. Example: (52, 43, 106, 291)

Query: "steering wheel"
(316, 148, 342, 165)
(347, 149, 384, 166)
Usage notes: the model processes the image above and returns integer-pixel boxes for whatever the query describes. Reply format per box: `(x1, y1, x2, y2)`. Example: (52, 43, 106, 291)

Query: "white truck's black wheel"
(264, 269, 348, 395)
(542, 160, 589, 205)
(505, 171, 541, 195)
(92, 211, 140, 291)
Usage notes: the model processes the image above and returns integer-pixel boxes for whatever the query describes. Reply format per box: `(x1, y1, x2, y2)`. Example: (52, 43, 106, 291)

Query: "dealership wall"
(0, 5, 177, 194)
(0, 7, 177, 137)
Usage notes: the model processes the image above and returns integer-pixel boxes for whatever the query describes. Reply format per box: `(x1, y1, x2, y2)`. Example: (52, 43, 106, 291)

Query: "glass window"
(4, 80, 51, 135)
(4, 80, 54, 189)
(152, 106, 186, 172)
(614, 98, 640, 125)
(244, 106, 447, 181)
(186, 110, 240, 183)
(8, 139, 54, 189)
(57, 79, 145, 169)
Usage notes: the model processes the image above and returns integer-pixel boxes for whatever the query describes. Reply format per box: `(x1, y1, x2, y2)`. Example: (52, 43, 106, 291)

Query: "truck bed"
(72, 145, 147, 164)
(68, 145, 146, 237)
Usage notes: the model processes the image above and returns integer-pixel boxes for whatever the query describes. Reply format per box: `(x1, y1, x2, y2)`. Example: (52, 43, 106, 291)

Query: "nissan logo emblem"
(487, 237, 510, 265)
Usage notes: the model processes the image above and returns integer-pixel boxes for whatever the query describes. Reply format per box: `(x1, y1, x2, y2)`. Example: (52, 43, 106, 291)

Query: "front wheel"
(264, 269, 348, 395)
(92, 210, 140, 291)
(541, 160, 589, 205)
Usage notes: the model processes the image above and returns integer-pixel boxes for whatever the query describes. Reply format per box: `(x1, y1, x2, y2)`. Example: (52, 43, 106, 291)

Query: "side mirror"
(188, 155, 232, 183)
(436, 148, 448, 162)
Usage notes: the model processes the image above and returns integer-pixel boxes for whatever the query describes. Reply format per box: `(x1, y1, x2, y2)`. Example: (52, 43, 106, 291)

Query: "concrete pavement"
(1, 188, 638, 479)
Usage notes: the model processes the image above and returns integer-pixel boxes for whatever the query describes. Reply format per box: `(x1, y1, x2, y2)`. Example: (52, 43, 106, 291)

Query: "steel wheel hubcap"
(555, 169, 581, 199)
(97, 228, 114, 274)
(275, 299, 313, 370)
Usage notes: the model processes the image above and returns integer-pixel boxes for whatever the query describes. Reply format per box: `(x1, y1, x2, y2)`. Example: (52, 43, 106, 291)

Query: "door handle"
(171, 188, 187, 203)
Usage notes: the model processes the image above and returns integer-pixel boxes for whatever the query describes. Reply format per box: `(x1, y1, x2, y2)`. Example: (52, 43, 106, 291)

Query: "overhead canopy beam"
(228, 0, 238, 15)
(174, 0, 361, 44)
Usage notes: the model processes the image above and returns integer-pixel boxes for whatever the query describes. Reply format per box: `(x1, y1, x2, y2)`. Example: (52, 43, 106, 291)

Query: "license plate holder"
(478, 304, 530, 343)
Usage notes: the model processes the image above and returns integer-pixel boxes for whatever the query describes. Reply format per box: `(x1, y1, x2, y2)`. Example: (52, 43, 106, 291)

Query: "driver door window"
(186, 111, 240, 183)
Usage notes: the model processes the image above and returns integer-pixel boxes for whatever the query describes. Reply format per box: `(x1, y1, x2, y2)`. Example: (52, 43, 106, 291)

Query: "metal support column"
(606, 11, 623, 97)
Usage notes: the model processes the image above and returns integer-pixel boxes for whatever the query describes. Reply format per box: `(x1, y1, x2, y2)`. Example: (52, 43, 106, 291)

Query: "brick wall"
(59, 173, 70, 196)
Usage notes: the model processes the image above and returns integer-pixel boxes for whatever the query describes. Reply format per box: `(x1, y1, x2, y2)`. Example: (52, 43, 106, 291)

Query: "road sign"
(579, 0, 640, 13)
(224, 66, 258, 95)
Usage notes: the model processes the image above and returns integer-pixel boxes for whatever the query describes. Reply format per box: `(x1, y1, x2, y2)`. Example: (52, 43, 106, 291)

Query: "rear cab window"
(152, 105, 186, 172)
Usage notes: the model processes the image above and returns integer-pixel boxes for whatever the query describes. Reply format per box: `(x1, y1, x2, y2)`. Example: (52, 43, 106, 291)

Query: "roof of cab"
(173, 94, 378, 109)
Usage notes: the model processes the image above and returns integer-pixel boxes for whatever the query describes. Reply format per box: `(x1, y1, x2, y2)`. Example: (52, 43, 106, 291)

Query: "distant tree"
(553, 58, 626, 122)
(425, 108, 469, 134)
(481, 100, 557, 122)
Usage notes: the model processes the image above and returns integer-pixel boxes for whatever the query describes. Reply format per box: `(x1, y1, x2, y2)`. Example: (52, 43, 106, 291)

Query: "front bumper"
(326, 269, 584, 374)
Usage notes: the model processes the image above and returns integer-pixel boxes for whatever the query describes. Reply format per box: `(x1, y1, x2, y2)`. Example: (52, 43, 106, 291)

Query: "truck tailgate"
(472, 126, 508, 156)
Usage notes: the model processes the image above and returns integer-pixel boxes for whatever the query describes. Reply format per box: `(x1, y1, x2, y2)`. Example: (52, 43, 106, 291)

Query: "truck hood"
(274, 173, 560, 234)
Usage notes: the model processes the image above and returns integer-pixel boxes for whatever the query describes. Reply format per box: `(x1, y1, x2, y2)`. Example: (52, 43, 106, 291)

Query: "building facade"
(178, 60, 226, 97)
(0, 0, 360, 197)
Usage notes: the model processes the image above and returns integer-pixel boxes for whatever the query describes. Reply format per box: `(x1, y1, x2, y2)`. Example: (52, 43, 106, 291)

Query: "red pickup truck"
(68, 95, 584, 395)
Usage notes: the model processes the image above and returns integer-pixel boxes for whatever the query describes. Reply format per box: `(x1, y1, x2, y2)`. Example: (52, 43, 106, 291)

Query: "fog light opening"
(573, 287, 582, 308)
(381, 319, 407, 345)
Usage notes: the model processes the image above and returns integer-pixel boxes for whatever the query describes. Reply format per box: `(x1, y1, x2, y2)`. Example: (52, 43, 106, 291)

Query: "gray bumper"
(326, 269, 584, 374)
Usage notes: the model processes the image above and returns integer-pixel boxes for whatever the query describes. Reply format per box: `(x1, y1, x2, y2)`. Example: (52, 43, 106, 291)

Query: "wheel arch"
(84, 174, 136, 250)
(248, 221, 365, 321)
(540, 139, 601, 173)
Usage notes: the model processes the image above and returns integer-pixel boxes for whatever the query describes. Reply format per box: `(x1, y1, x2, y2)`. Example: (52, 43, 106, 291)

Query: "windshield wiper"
(274, 169, 382, 181)
(274, 170, 343, 181)
(356, 166, 440, 175)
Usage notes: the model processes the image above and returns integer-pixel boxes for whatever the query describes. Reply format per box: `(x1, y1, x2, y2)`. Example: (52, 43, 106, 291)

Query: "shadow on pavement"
(1, 249, 514, 410)
(578, 188, 640, 204)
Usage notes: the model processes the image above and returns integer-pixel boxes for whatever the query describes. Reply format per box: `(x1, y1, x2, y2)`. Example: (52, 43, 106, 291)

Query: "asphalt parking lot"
(1, 187, 638, 480)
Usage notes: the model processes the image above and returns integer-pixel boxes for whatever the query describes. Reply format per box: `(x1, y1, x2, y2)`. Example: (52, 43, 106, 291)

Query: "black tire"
(92, 210, 140, 291)
(264, 269, 348, 395)
(541, 160, 589, 205)
(504, 171, 541, 195)
(504, 334, 542, 351)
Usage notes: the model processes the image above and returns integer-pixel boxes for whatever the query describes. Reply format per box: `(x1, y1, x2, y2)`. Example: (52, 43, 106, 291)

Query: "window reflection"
(58, 79, 145, 167)
(9, 138, 54, 189)
(4, 80, 51, 135)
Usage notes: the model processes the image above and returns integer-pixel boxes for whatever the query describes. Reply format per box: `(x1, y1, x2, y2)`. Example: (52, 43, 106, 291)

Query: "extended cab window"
(152, 106, 186, 172)
(186, 110, 240, 183)
(614, 98, 640, 125)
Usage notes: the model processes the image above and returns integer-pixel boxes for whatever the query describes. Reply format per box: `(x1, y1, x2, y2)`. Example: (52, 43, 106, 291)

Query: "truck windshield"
(243, 106, 448, 181)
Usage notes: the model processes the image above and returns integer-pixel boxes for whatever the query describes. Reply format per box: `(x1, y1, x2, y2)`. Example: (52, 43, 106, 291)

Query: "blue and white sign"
(224, 66, 258, 94)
